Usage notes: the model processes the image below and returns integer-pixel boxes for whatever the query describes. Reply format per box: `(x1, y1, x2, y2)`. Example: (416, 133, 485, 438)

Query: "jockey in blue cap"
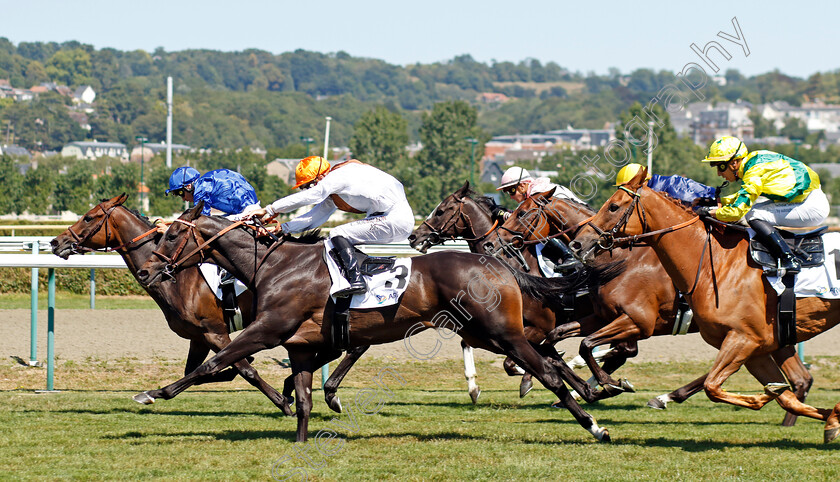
(164, 166, 260, 222)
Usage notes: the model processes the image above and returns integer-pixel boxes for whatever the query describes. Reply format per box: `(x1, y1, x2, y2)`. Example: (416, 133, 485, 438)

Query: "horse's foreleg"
(578, 314, 641, 396)
(742, 354, 839, 442)
(134, 324, 276, 405)
(320, 347, 361, 413)
(500, 336, 609, 442)
(704, 337, 783, 410)
(772, 345, 813, 427)
(461, 342, 481, 404)
(289, 350, 316, 443)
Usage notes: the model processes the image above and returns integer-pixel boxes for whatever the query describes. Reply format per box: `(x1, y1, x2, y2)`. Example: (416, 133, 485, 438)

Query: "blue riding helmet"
(166, 166, 201, 194)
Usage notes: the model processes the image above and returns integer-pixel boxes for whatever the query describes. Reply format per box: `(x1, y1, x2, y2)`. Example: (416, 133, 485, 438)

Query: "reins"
(154, 219, 246, 269)
(67, 202, 158, 254)
(421, 195, 498, 246)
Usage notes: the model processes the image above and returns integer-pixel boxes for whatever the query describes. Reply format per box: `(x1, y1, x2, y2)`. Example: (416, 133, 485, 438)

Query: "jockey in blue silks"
(614, 163, 717, 205)
(165, 166, 260, 219)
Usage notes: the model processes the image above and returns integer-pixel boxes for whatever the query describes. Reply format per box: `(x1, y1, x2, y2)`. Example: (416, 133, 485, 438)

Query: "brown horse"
(49, 194, 294, 415)
(134, 202, 621, 442)
(494, 188, 813, 424)
(569, 168, 840, 443)
(408, 181, 587, 400)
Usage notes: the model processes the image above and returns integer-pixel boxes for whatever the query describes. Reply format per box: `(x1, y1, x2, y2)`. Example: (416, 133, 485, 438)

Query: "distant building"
(73, 85, 96, 104)
(266, 158, 299, 185)
(130, 142, 191, 162)
(760, 100, 840, 133)
(687, 101, 754, 145)
(61, 141, 129, 162)
(0, 144, 32, 160)
(476, 92, 510, 104)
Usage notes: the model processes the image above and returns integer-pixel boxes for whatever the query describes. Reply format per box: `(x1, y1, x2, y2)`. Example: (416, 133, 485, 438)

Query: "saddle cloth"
(760, 232, 840, 299)
(198, 263, 247, 300)
(323, 239, 412, 308)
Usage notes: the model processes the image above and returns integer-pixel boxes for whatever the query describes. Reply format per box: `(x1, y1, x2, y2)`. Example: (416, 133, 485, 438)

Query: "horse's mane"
(465, 188, 497, 215)
(116, 204, 155, 229)
(557, 196, 595, 214)
(282, 229, 325, 244)
(654, 189, 700, 217)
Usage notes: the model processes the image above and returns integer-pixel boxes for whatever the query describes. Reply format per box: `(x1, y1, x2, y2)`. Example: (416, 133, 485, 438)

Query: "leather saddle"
(749, 226, 826, 270)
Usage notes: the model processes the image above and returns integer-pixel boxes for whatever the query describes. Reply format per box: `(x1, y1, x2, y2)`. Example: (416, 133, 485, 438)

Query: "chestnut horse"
(134, 202, 620, 442)
(495, 188, 813, 424)
(50, 194, 293, 415)
(569, 168, 840, 443)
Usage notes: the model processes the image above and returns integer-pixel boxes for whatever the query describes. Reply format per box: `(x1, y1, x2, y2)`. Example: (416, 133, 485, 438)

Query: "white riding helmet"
(497, 167, 532, 191)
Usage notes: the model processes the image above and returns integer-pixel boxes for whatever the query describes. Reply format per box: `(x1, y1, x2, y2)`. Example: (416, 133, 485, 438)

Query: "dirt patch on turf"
(4, 309, 838, 365)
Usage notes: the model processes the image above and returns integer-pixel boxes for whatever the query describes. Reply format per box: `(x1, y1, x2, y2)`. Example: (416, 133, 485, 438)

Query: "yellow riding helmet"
(293, 156, 331, 189)
(614, 163, 651, 186)
(703, 136, 747, 162)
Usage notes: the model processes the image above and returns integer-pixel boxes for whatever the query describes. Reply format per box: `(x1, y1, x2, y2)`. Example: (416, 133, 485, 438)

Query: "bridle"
(589, 184, 711, 296)
(420, 196, 497, 247)
(66, 201, 158, 255)
(496, 196, 593, 251)
(590, 185, 700, 250)
(152, 219, 249, 278)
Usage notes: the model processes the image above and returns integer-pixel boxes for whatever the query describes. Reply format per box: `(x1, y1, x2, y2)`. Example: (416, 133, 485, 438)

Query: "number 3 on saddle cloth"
(323, 239, 412, 349)
(750, 226, 840, 346)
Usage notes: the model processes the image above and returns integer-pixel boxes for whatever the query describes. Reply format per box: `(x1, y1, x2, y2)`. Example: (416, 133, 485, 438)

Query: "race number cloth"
(323, 239, 412, 308)
(762, 232, 840, 298)
(198, 263, 248, 300)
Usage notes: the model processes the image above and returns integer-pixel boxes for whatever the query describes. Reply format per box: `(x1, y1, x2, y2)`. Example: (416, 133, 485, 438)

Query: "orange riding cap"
(293, 156, 331, 189)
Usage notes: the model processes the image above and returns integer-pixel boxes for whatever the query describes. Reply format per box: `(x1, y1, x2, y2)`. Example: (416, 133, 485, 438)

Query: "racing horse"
(134, 202, 621, 442)
(495, 188, 813, 424)
(569, 168, 840, 443)
(49, 194, 294, 415)
(407, 181, 588, 401)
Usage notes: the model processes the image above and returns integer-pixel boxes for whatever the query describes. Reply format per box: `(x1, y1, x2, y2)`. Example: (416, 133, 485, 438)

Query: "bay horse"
(569, 167, 840, 443)
(49, 194, 294, 415)
(407, 181, 586, 401)
(134, 202, 621, 442)
(495, 188, 813, 425)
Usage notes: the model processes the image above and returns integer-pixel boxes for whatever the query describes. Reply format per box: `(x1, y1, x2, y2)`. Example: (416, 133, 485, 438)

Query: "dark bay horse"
(407, 181, 588, 400)
(569, 168, 840, 443)
(49, 194, 293, 415)
(495, 188, 813, 425)
(134, 202, 620, 442)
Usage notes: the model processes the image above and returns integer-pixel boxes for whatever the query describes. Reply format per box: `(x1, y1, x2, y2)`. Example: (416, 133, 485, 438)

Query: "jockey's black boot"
(749, 219, 801, 275)
(542, 238, 582, 273)
(330, 235, 367, 297)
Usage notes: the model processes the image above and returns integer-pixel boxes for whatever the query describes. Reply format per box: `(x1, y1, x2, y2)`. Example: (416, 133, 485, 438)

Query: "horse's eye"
(83, 216, 93, 222)
(436, 210, 444, 216)
(609, 203, 620, 212)
(167, 233, 178, 241)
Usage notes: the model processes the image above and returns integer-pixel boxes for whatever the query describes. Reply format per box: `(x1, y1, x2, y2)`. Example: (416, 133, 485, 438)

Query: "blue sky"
(2, 0, 835, 78)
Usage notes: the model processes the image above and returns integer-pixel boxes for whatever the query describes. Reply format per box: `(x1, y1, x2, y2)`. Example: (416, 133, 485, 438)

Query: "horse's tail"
(505, 261, 625, 310)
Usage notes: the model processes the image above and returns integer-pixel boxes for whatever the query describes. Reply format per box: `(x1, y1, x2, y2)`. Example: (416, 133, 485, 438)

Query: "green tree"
(350, 106, 409, 170)
(412, 101, 487, 213)
(53, 160, 96, 214)
(22, 166, 54, 214)
(45, 48, 92, 86)
(0, 156, 25, 214)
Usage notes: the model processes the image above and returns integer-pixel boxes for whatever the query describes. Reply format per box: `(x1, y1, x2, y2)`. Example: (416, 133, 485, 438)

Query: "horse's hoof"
(594, 428, 611, 443)
(550, 400, 565, 409)
(469, 388, 481, 404)
(825, 427, 840, 444)
(326, 395, 342, 414)
(133, 392, 155, 405)
(519, 379, 533, 398)
(765, 382, 790, 397)
(620, 379, 635, 393)
(646, 396, 667, 410)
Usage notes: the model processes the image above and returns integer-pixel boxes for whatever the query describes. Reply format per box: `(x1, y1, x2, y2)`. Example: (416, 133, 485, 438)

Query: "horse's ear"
(543, 187, 557, 199)
(457, 181, 470, 195)
(183, 200, 204, 221)
(117, 193, 128, 205)
(629, 167, 648, 188)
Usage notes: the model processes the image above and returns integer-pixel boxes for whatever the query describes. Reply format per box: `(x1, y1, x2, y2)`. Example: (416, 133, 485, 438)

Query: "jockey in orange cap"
(251, 156, 414, 297)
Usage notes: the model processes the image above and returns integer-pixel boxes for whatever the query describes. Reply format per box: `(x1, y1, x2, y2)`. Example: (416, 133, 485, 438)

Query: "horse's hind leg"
(771, 345, 813, 427)
(322, 346, 365, 413)
(289, 350, 317, 442)
(461, 342, 481, 404)
(647, 373, 707, 410)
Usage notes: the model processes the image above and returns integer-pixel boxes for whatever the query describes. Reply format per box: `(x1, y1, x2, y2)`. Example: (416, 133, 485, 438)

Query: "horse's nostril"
(569, 241, 582, 252)
(407, 234, 415, 242)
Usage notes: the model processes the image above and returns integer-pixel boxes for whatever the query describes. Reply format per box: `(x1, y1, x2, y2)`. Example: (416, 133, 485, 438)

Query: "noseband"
(152, 219, 247, 277)
(420, 196, 496, 246)
(592, 185, 700, 249)
(66, 203, 156, 255)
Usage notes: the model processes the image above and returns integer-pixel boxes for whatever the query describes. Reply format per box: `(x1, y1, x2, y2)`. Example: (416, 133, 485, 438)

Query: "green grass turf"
(1, 356, 839, 480)
(0, 292, 157, 310)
